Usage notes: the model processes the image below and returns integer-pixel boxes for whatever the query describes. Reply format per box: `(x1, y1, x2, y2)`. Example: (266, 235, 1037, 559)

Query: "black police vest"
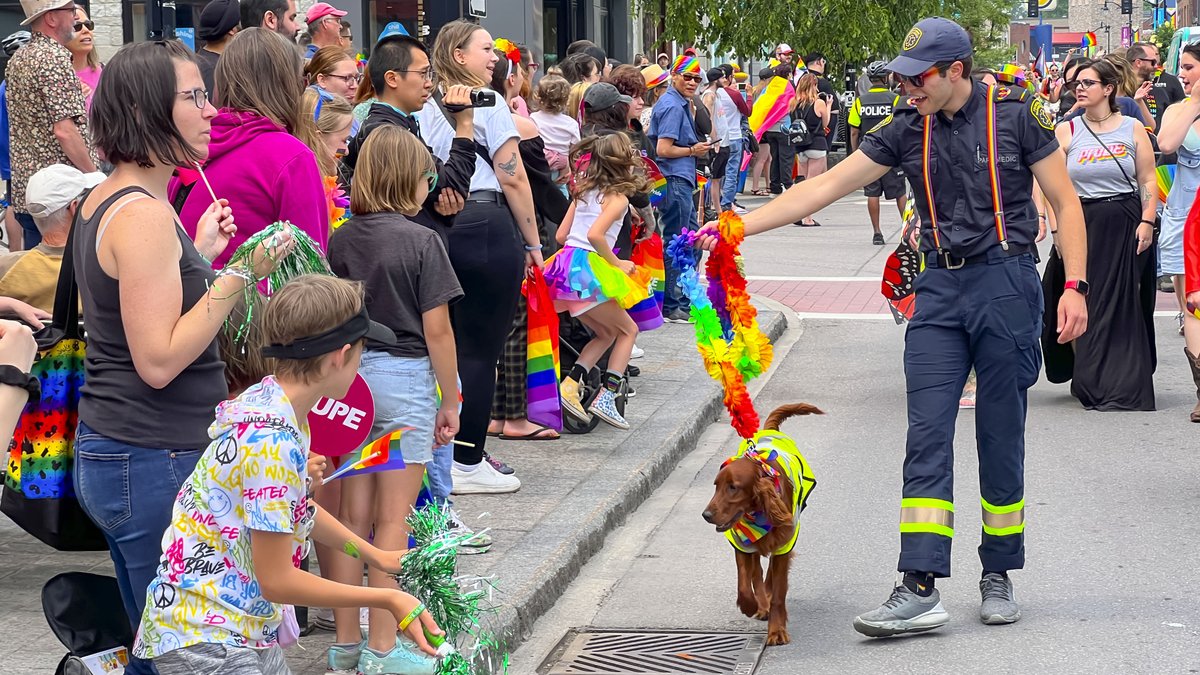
(857, 89, 897, 132)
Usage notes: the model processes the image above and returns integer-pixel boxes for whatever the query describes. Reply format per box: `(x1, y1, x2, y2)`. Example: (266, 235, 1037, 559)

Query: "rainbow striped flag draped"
(749, 75, 796, 141)
(524, 269, 562, 430)
(643, 155, 667, 206)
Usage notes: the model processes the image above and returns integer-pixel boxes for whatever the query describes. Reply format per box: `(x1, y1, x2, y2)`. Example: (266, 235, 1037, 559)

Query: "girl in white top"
(530, 75, 580, 177)
(543, 134, 656, 431)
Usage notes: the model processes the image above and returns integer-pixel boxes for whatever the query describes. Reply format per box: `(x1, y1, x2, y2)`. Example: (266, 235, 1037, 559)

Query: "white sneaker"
(451, 461, 521, 495)
(630, 344, 645, 359)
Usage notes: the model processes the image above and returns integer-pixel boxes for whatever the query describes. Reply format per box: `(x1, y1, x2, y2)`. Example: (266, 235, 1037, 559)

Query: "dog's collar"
(729, 510, 773, 547)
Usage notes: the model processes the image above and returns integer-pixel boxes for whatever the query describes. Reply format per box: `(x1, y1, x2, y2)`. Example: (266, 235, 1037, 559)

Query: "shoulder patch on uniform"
(1030, 97, 1054, 130)
(867, 113, 893, 134)
(903, 27, 922, 51)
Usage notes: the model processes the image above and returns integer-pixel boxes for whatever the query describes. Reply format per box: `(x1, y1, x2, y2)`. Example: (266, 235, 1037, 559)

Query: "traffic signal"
(1028, 0, 1039, 18)
(1120, 0, 1132, 14)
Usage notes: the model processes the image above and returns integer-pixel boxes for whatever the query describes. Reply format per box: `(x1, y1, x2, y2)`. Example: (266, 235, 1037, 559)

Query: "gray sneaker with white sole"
(853, 583, 950, 638)
(979, 572, 1021, 625)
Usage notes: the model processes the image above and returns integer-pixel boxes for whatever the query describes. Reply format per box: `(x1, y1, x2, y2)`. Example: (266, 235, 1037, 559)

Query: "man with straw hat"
(6, 0, 96, 250)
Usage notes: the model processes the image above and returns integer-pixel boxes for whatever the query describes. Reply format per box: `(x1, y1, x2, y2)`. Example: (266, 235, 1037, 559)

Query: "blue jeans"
(660, 176, 697, 314)
(15, 211, 38, 249)
(721, 140, 743, 210)
(74, 421, 203, 675)
(359, 351, 437, 464)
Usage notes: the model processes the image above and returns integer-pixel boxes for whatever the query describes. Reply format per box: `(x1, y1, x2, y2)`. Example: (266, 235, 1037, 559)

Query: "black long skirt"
(1059, 195, 1157, 411)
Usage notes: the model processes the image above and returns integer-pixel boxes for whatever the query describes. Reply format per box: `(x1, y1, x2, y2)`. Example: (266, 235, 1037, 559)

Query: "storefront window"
(123, 0, 204, 45)
(365, 0, 417, 52)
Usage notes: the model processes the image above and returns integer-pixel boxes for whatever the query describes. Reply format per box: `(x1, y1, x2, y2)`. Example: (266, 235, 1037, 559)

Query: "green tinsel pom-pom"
(397, 502, 509, 674)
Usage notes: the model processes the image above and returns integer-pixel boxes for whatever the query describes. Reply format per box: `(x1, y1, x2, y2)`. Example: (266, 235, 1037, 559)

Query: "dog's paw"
(737, 593, 758, 618)
(766, 626, 791, 646)
(753, 604, 769, 621)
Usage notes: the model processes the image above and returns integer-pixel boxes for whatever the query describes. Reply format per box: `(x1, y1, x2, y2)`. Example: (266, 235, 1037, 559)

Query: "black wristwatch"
(0, 365, 39, 402)
(1064, 279, 1090, 296)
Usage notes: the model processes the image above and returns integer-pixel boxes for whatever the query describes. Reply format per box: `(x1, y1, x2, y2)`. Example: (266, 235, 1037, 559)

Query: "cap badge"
(903, 27, 922, 51)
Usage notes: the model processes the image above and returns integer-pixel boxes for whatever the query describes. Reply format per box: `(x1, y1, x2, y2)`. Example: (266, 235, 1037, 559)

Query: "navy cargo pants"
(898, 251, 1043, 578)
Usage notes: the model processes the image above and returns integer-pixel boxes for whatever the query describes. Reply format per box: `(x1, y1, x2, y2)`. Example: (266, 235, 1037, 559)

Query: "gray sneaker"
(979, 572, 1021, 625)
(853, 583, 950, 638)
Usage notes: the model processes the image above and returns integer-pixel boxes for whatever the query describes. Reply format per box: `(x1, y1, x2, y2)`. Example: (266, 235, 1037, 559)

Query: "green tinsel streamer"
(220, 221, 333, 347)
(397, 502, 509, 675)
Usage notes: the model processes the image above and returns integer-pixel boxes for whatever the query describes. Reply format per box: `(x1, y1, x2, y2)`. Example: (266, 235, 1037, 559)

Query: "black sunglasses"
(73, 19, 94, 31)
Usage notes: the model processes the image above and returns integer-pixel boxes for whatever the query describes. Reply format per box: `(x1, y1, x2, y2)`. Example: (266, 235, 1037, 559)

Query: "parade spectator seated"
(0, 164, 102, 313)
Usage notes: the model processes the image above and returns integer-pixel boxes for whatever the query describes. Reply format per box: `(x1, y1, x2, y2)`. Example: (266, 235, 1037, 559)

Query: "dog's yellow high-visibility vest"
(723, 430, 816, 556)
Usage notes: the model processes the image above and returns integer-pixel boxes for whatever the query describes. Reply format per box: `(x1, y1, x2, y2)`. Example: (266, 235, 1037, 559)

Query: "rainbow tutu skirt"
(543, 246, 663, 331)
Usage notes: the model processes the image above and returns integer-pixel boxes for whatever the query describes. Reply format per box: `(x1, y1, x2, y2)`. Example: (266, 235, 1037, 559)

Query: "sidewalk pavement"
(0, 308, 786, 674)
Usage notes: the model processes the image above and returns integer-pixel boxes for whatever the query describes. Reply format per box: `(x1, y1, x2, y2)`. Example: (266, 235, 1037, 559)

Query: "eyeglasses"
(680, 73, 703, 83)
(395, 68, 435, 82)
(73, 19, 93, 31)
(898, 64, 944, 88)
(178, 88, 209, 109)
(422, 170, 438, 192)
(325, 73, 361, 85)
(1136, 57, 1160, 65)
(1075, 78, 1100, 89)
(339, 33, 352, 40)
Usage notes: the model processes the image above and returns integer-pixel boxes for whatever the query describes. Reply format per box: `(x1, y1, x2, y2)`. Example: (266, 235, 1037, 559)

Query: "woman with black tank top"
(793, 71, 831, 227)
(421, 20, 545, 494)
(74, 41, 293, 673)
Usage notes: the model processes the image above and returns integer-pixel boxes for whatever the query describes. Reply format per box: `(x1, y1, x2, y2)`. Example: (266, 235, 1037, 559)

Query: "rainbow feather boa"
(666, 212, 773, 438)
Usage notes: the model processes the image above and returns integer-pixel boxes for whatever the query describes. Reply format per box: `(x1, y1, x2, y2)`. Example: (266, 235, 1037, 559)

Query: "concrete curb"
(485, 310, 789, 656)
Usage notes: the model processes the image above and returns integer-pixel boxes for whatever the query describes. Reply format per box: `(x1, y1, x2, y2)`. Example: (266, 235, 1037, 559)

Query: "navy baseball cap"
(886, 17, 973, 77)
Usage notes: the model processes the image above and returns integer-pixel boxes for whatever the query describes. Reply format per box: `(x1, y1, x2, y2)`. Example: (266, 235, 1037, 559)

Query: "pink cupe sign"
(308, 373, 375, 457)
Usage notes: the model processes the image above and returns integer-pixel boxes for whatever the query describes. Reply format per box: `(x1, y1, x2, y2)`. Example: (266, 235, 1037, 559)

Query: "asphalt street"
(512, 192, 1200, 675)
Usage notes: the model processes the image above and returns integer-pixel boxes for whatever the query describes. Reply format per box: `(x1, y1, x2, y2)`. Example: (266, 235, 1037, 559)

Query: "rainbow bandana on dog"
(671, 55, 701, 75)
(721, 430, 817, 556)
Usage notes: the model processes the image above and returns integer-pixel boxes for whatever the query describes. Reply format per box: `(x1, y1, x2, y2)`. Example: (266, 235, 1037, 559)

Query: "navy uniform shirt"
(859, 81, 1059, 258)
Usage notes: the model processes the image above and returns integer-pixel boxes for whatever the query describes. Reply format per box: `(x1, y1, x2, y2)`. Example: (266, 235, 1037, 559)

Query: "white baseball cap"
(776, 43, 794, 55)
(26, 164, 104, 218)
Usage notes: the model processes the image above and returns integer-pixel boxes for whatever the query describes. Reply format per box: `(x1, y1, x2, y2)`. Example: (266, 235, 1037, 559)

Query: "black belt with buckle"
(924, 244, 1035, 270)
(467, 190, 506, 206)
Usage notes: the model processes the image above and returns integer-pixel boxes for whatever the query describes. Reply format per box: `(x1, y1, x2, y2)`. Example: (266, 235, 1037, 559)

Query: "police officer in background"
(848, 60, 907, 245)
(700, 17, 1089, 637)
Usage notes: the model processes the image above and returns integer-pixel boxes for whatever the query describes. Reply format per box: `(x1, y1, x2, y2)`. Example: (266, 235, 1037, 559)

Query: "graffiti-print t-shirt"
(133, 376, 315, 659)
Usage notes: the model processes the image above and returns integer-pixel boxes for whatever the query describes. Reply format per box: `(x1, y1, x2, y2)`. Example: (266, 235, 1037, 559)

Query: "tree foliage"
(649, 0, 1020, 75)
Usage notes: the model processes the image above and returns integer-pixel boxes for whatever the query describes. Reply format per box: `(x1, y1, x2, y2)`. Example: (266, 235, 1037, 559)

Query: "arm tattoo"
(342, 540, 361, 559)
(497, 152, 518, 177)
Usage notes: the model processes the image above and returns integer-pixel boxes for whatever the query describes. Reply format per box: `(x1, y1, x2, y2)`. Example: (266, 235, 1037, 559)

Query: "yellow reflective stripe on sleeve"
(981, 498, 1025, 536)
(899, 498, 954, 538)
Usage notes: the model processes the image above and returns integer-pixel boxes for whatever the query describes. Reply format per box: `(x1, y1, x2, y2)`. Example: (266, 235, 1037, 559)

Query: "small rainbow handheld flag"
(643, 155, 667, 206)
(1157, 164, 1176, 203)
(322, 428, 411, 483)
(524, 269, 562, 430)
(1082, 32, 1097, 51)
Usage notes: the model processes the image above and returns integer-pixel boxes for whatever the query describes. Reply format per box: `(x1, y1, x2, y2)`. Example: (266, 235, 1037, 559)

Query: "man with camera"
(343, 33, 476, 242)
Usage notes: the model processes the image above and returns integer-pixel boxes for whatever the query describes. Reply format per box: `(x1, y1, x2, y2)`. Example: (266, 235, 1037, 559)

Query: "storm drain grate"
(539, 629, 766, 675)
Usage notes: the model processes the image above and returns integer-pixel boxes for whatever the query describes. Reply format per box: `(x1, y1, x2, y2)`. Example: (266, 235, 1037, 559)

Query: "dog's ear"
(754, 476, 791, 526)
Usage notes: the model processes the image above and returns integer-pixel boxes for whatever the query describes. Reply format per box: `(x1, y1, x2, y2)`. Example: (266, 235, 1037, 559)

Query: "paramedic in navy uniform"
(699, 17, 1089, 638)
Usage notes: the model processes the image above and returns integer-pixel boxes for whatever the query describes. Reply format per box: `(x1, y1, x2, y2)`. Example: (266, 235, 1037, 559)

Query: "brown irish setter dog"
(702, 403, 823, 646)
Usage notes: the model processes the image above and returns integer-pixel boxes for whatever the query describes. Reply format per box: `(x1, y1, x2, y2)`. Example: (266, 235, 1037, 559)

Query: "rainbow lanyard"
(921, 84, 1009, 253)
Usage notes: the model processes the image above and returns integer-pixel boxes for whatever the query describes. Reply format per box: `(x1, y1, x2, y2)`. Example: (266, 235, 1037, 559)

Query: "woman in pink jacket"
(172, 28, 328, 267)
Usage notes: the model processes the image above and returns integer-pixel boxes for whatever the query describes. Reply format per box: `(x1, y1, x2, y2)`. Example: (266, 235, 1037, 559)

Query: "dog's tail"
(763, 403, 825, 431)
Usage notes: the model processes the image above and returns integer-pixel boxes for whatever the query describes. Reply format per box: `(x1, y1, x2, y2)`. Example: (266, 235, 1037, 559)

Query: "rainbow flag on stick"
(1082, 32, 1097, 53)
(323, 427, 412, 483)
(524, 269, 562, 430)
(749, 75, 796, 141)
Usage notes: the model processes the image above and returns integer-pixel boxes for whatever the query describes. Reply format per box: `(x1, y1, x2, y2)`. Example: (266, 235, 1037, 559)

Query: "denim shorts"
(359, 351, 437, 464)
